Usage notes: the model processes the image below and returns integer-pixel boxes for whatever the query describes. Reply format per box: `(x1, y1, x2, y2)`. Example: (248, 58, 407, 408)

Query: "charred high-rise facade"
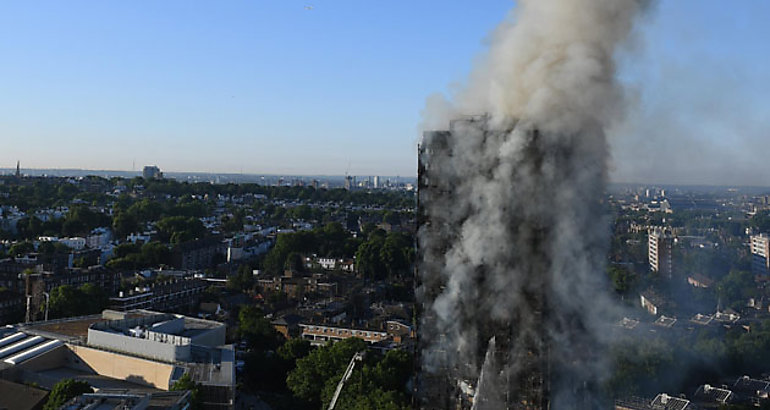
(414, 0, 648, 406)
(416, 115, 611, 409)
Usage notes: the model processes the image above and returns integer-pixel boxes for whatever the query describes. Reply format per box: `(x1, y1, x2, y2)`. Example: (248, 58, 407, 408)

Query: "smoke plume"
(418, 0, 648, 408)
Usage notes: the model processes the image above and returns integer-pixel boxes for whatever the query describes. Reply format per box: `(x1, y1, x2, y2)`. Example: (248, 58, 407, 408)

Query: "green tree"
(8, 241, 34, 257)
(238, 306, 284, 351)
(169, 199, 209, 218)
(44, 379, 93, 410)
(314, 345, 412, 410)
(380, 233, 413, 279)
(62, 205, 111, 236)
(112, 211, 139, 238)
(140, 241, 171, 266)
(287, 337, 369, 408)
(360, 222, 378, 238)
(16, 216, 44, 239)
(114, 242, 141, 258)
(382, 211, 402, 226)
(37, 241, 67, 256)
(243, 339, 313, 406)
(331, 387, 409, 410)
(221, 213, 244, 233)
(156, 216, 206, 244)
(750, 211, 770, 233)
(355, 231, 390, 279)
(277, 338, 312, 363)
(127, 199, 164, 223)
(372, 349, 412, 392)
(170, 373, 202, 410)
(73, 256, 88, 268)
(226, 265, 254, 292)
(608, 265, 634, 294)
(717, 270, 756, 310)
(316, 222, 354, 257)
(79, 283, 109, 315)
(285, 251, 305, 273)
(48, 285, 83, 319)
(727, 320, 770, 374)
(606, 337, 674, 397)
(107, 242, 167, 270)
(288, 205, 313, 221)
(56, 183, 79, 201)
(48, 284, 108, 319)
(263, 231, 317, 275)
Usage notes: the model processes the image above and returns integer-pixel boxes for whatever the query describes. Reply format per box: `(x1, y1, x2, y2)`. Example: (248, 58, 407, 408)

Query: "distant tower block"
(649, 227, 674, 278)
(142, 165, 163, 179)
(15, 161, 20, 178)
(750, 233, 770, 276)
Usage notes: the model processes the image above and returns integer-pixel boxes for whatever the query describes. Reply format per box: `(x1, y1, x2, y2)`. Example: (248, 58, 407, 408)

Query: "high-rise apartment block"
(649, 227, 674, 277)
(418, 116, 551, 410)
(142, 165, 163, 179)
(750, 233, 770, 276)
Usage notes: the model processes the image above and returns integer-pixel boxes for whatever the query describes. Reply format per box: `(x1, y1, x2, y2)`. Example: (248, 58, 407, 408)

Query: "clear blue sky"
(1, 1, 769, 184)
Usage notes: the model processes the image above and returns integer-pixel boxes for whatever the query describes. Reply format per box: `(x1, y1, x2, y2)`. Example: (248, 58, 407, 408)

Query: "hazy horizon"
(4, 166, 770, 192)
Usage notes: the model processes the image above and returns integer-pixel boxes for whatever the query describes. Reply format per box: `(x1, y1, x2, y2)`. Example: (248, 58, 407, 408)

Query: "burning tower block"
(417, 115, 612, 409)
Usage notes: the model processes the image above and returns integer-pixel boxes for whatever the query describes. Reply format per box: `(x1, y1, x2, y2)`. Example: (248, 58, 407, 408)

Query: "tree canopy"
(44, 379, 93, 410)
(170, 373, 202, 410)
(106, 241, 171, 270)
(286, 338, 412, 410)
(750, 210, 770, 233)
(155, 216, 207, 244)
(48, 284, 109, 319)
(356, 230, 414, 280)
(717, 270, 757, 310)
(238, 306, 284, 351)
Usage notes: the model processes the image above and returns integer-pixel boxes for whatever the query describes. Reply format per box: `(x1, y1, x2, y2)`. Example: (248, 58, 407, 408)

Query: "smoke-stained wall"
(417, 0, 650, 408)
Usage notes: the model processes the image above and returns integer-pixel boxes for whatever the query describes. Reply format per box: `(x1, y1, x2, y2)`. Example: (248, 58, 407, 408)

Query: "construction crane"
(327, 351, 365, 410)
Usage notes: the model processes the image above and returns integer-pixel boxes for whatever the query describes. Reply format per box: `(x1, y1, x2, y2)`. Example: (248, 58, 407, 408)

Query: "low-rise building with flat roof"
(0, 310, 234, 409)
(299, 323, 389, 346)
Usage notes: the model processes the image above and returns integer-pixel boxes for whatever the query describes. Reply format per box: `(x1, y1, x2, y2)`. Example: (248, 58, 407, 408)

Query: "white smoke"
(456, 0, 645, 131)
(418, 0, 649, 407)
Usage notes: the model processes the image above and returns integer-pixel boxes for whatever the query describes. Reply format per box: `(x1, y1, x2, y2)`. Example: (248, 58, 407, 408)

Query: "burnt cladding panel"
(417, 121, 555, 409)
(417, 129, 461, 410)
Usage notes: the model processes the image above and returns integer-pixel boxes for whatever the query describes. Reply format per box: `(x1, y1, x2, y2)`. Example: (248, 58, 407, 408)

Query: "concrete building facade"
(750, 233, 770, 276)
(649, 227, 674, 277)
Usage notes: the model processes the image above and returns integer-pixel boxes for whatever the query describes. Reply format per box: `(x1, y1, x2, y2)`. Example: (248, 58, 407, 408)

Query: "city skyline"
(2, 1, 769, 185)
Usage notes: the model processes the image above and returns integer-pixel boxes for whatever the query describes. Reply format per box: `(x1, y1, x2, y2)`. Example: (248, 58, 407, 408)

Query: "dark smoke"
(418, 0, 650, 407)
